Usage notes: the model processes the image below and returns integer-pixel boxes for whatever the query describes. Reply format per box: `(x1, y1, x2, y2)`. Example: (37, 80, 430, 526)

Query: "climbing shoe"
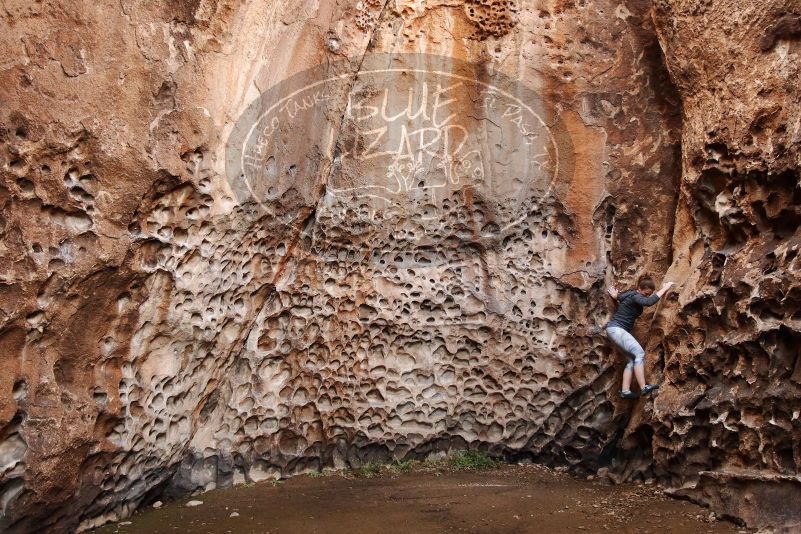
(640, 384, 660, 396)
(619, 390, 639, 399)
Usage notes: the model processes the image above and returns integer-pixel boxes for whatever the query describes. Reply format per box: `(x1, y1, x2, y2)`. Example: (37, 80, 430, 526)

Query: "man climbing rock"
(606, 277, 674, 399)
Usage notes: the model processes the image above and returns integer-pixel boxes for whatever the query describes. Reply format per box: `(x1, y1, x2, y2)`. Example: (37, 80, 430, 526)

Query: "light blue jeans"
(606, 326, 645, 371)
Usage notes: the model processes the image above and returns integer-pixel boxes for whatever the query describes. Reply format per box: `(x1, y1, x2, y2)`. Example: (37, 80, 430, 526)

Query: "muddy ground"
(95, 464, 748, 534)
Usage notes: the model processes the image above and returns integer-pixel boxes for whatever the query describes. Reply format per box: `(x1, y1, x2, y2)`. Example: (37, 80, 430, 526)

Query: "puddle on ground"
(95, 464, 749, 534)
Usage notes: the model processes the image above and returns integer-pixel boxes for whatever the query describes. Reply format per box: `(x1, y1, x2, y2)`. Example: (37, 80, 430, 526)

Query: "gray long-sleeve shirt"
(607, 290, 660, 332)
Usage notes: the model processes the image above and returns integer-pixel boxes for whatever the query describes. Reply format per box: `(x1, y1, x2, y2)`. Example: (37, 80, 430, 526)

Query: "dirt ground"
(95, 464, 748, 534)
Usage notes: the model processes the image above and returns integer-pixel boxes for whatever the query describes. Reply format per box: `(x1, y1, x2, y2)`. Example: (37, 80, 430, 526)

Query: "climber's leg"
(630, 343, 660, 395)
(632, 351, 647, 389)
(621, 359, 634, 392)
(606, 326, 646, 397)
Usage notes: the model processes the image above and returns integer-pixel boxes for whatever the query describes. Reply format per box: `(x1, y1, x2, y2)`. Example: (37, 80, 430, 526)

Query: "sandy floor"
(95, 464, 748, 534)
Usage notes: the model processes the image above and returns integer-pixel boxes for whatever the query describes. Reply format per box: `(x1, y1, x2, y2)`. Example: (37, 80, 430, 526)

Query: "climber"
(605, 276, 674, 399)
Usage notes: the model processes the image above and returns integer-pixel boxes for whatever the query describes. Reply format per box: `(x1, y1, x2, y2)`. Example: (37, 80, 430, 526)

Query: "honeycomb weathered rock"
(611, 0, 801, 529)
(0, 0, 798, 532)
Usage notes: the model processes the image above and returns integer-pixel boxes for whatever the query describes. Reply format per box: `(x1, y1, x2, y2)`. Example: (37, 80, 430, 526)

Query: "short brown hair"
(638, 276, 656, 291)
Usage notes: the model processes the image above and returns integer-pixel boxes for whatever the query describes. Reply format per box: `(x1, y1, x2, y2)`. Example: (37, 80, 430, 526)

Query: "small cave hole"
(12, 379, 27, 400)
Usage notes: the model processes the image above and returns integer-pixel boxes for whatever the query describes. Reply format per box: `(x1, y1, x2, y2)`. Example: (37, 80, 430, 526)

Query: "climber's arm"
(606, 285, 619, 301)
(655, 281, 674, 299)
(631, 282, 674, 306)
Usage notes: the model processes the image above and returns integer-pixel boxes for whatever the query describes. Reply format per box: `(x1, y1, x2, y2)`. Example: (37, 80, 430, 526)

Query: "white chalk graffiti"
(231, 57, 563, 226)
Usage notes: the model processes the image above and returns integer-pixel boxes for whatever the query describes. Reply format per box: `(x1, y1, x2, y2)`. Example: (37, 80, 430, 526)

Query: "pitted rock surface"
(616, 1, 801, 530)
(0, 0, 797, 532)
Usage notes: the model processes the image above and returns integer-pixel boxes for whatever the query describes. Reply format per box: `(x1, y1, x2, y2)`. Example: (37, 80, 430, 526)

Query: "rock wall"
(0, 0, 796, 532)
(627, 0, 801, 529)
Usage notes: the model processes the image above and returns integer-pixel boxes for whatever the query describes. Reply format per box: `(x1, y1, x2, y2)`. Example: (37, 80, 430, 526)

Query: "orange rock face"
(0, 0, 796, 532)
